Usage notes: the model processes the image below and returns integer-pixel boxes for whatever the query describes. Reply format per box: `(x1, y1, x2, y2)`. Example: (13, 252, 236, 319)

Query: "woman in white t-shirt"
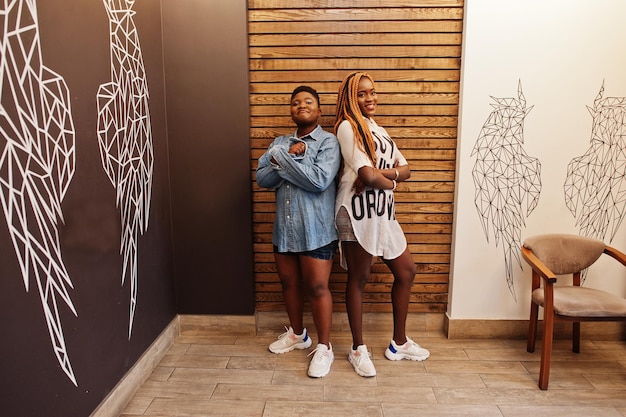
(334, 72, 430, 378)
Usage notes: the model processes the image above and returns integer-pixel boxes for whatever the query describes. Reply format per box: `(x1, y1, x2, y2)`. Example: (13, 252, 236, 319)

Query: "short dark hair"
(291, 85, 320, 106)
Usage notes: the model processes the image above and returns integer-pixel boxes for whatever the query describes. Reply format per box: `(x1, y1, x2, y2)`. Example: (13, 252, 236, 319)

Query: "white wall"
(449, 0, 626, 320)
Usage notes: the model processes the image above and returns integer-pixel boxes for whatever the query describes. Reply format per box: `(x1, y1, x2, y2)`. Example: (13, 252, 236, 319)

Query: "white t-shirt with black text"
(335, 118, 408, 268)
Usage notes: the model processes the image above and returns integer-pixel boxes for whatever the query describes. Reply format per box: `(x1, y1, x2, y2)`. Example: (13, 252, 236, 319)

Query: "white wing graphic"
(97, 0, 154, 338)
(0, 0, 78, 385)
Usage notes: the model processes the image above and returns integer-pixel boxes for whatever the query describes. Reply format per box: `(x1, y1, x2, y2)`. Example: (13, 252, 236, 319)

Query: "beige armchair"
(521, 233, 626, 390)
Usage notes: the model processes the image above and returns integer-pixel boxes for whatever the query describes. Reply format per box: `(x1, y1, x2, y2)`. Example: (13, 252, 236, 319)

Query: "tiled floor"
(120, 313, 626, 417)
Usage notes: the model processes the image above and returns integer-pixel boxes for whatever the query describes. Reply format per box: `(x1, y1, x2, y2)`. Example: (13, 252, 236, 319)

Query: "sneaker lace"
(276, 326, 292, 341)
(308, 344, 330, 362)
(353, 349, 371, 367)
(405, 337, 421, 349)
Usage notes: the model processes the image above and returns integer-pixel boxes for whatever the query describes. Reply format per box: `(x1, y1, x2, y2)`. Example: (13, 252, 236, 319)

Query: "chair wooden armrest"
(521, 246, 557, 284)
(604, 245, 626, 267)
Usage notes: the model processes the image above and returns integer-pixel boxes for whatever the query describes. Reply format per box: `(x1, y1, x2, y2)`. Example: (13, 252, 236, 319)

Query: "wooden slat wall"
(249, 0, 463, 313)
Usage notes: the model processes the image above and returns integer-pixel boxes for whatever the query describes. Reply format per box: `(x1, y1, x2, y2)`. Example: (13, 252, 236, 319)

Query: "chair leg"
(538, 314, 554, 390)
(527, 302, 539, 353)
(573, 321, 580, 353)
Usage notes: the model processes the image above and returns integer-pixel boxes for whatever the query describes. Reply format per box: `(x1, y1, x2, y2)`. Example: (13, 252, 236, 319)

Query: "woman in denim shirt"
(256, 85, 341, 378)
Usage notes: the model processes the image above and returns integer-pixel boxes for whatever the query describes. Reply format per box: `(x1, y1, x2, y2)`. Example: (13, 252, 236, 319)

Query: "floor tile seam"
(380, 403, 505, 417)
(544, 388, 626, 393)
(138, 396, 157, 416)
(157, 365, 176, 381)
(170, 342, 192, 354)
(522, 357, 626, 362)
(425, 366, 531, 374)
(539, 370, 626, 376)
(498, 404, 626, 417)
(475, 372, 491, 389)
(431, 385, 551, 393)
(430, 388, 553, 406)
(582, 373, 626, 389)
(213, 397, 442, 406)
(263, 398, 385, 411)
(160, 359, 231, 369)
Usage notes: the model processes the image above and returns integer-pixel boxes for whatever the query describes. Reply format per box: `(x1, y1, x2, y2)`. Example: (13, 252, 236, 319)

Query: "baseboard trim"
(90, 315, 180, 417)
(444, 315, 626, 340)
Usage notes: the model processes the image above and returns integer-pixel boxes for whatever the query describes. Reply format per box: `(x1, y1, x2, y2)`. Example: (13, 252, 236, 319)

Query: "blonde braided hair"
(334, 72, 377, 165)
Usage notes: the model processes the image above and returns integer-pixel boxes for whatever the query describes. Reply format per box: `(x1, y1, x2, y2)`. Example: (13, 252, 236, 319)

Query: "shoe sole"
(384, 349, 429, 361)
(269, 339, 312, 354)
(348, 355, 376, 377)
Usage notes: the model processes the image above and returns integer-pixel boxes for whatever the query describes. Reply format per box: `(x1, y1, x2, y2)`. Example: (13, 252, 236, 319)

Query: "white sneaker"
(348, 345, 376, 377)
(384, 337, 430, 361)
(307, 343, 334, 378)
(269, 327, 312, 354)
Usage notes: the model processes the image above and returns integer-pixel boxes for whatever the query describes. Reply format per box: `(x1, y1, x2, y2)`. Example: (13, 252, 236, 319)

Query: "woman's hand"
(352, 177, 365, 194)
(357, 166, 399, 191)
(289, 142, 306, 156)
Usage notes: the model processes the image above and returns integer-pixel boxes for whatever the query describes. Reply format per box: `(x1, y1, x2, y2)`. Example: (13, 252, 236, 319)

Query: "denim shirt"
(256, 125, 341, 252)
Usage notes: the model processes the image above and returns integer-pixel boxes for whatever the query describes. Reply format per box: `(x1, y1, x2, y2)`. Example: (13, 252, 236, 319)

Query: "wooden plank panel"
(251, 157, 457, 172)
(253, 252, 450, 264)
(250, 105, 458, 118)
(249, 69, 460, 83)
(250, 127, 457, 140)
(252, 199, 454, 211)
(254, 242, 450, 254)
(250, 104, 459, 117)
(255, 302, 447, 313)
(249, 20, 463, 34)
(255, 271, 451, 283)
(249, 115, 457, 128)
(251, 57, 461, 71)
(249, 81, 460, 94)
(250, 92, 459, 105)
(249, 0, 463, 8)
(251, 183, 454, 200)
(250, 33, 462, 46)
(249, 45, 461, 58)
(248, 8, 464, 22)
(248, 2, 462, 313)
(255, 282, 449, 295)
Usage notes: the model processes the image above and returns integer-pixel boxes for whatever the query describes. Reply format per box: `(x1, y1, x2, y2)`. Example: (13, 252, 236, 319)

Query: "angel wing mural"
(565, 84, 626, 248)
(1, 0, 78, 385)
(97, 0, 154, 338)
(471, 81, 542, 299)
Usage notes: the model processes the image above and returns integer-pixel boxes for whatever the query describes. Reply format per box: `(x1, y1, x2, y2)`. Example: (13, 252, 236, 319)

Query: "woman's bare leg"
(343, 241, 373, 349)
(274, 253, 304, 334)
(299, 255, 334, 345)
(384, 247, 416, 344)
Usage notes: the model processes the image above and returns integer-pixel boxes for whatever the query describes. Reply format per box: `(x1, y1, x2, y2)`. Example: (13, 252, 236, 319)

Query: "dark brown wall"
(2, 0, 255, 414)
(163, 0, 255, 314)
(1, 1, 176, 416)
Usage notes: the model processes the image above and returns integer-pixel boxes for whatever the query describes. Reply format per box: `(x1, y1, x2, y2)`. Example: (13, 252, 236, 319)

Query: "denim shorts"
(274, 240, 338, 260)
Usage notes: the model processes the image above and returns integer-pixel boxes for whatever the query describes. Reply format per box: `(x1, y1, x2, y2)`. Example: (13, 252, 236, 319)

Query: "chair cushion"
(523, 234, 605, 275)
(532, 286, 626, 317)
